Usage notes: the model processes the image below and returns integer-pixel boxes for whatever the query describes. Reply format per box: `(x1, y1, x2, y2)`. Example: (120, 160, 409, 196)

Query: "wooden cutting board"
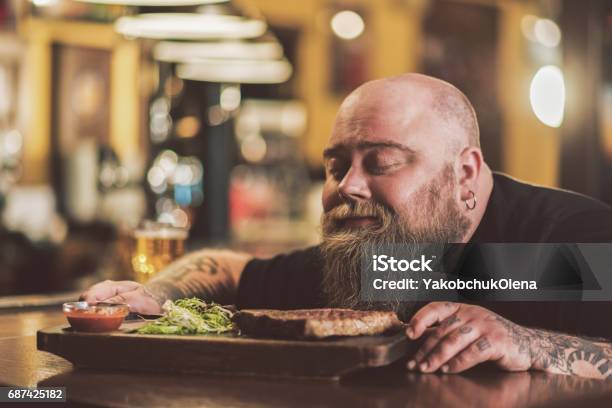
(37, 321, 409, 379)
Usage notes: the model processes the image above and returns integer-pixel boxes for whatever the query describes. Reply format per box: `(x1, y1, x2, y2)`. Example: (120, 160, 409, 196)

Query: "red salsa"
(65, 309, 128, 332)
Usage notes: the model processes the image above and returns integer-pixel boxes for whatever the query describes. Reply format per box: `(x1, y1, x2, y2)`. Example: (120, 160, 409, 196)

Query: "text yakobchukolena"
(360, 243, 611, 303)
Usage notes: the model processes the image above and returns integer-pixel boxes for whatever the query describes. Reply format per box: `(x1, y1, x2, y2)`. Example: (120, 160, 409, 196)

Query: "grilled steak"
(233, 308, 403, 339)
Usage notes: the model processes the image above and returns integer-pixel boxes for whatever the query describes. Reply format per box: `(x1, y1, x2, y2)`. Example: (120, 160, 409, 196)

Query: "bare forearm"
(144, 249, 253, 305)
(495, 317, 611, 379)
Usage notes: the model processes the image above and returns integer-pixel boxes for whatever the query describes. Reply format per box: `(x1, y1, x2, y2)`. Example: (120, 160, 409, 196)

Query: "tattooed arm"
(146, 249, 252, 305)
(80, 249, 253, 314)
(494, 317, 612, 380)
(405, 302, 611, 380)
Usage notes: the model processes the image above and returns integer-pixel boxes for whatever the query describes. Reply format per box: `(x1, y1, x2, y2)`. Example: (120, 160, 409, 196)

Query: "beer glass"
(131, 221, 188, 283)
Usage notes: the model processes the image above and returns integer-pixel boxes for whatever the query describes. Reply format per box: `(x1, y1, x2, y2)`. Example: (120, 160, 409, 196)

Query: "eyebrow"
(323, 141, 415, 158)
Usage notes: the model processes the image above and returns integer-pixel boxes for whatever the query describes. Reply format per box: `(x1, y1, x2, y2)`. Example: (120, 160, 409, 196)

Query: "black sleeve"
(547, 210, 612, 242)
(236, 246, 325, 310)
(528, 212, 612, 338)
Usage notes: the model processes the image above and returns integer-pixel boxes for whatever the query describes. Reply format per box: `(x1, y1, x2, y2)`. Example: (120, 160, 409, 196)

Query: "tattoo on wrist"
(489, 315, 611, 379)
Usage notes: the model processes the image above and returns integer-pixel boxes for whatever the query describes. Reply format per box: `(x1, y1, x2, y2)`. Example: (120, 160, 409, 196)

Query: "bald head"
(336, 73, 480, 153)
(322, 73, 491, 248)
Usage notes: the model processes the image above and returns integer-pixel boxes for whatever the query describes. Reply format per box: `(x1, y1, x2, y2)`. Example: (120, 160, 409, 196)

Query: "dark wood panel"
(560, 0, 605, 198)
(423, 0, 503, 170)
(51, 44, 111, 218)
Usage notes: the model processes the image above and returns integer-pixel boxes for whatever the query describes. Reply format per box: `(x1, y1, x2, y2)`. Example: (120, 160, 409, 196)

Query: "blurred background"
(0, 0, 611, 298)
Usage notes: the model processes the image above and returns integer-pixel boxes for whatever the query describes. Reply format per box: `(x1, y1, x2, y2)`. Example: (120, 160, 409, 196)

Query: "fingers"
(104, 292, 131, 304)
(418, 325, 481, 373)
(442, 337, 495, 373)
(104, 288, 163, 314)
(405, 303, 521, 374)
(79, 280, 141, 303)
(407, 302, 460, 339)
(411, 315, 470, 367)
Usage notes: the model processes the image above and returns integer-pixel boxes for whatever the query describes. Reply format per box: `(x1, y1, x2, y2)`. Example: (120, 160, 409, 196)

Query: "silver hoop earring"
(465, 190, 476, 210)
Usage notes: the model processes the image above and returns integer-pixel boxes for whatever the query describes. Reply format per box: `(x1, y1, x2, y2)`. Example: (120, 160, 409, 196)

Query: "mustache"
(322, 201, 395, 232)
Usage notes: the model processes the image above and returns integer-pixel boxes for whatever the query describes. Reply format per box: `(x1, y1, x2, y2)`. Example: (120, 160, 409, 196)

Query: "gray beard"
(319, 166, 470, 320)
(320, 234, 432, 320)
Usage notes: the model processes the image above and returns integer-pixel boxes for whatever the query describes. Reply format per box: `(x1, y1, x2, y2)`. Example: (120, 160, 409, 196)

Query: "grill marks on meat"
(233, 309, 403, 339)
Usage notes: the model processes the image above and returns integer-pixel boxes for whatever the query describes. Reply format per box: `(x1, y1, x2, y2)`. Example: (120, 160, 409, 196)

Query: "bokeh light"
(240, 134, 267, 163)
(534, 18, 561, 48)
(330, 10, 365, 40)
(520, 15, 538, 42)
(530, 65, 565, 128)
(220, 85, 241, 111)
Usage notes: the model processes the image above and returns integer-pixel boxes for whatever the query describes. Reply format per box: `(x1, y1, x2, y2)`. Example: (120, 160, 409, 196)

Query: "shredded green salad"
(136, 298, 235, 335)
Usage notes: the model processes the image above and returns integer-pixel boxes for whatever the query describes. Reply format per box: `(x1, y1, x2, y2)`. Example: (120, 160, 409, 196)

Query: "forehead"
(327, 92, 433, 152)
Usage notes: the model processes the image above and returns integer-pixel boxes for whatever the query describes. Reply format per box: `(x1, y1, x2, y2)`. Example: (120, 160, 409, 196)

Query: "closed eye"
(363, 148, 413, 175)
(368, 162, 402, 175)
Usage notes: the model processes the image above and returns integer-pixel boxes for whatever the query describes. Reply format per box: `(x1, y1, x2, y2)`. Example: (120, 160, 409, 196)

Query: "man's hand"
(405, 302, 612, 380)
(405, 302, 533, 374)
(79, 280, 163, 315)
(79, 248, 252, 315)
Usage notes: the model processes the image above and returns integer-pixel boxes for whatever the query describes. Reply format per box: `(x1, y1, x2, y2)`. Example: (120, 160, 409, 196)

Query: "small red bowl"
(63, 302, 129, 333)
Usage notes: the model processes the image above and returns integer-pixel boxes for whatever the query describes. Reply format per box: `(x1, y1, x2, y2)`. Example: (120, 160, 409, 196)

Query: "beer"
(131, 224, 188, 283)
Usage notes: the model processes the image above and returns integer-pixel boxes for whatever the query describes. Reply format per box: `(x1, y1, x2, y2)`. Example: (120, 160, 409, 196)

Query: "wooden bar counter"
(1, 305, 611, 407)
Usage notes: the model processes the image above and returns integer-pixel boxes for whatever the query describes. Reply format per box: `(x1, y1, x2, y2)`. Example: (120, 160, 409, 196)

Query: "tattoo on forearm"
(488, 315, 612, 380)
(476, 337, 491, 351)
(144, 250, 243, 305)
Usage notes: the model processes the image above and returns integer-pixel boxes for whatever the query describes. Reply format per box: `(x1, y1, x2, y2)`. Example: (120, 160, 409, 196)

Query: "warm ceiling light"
(520, 14, 538, 42)
(74, 0, 228, 5)
(115, 13, 266, 40)
(31, 0, 59, 6)
(534, 18, 562, 48)
(330, 10, 365, 40)
(530, 65, 565, 128)
(521, 15, 561, 48)
(154, 40, 283, 62)
(177, 58, 292, 84)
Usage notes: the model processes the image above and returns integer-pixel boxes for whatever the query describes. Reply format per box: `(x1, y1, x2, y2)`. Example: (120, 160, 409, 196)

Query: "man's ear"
(457, 147, 483, 200)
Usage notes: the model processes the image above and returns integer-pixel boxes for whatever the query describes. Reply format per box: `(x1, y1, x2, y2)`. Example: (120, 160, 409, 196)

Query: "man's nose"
(337, 166, 372, 201)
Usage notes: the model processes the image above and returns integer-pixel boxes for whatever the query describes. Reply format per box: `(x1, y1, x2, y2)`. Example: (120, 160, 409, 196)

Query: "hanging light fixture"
(131, 14, 291, 84)
(85, 0, 291, 84)
(115, 13, 266, 40)
(177, 58, 292, 84)
(73, 0, 229, 5)
(154, 37, 283, 62)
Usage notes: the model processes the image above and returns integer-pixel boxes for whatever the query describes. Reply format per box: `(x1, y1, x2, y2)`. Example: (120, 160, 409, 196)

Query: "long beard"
(320, 165, 471, 319)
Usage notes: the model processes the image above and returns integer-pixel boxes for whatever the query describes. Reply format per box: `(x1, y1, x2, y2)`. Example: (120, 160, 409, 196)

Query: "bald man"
(82, 74, 612, 380)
